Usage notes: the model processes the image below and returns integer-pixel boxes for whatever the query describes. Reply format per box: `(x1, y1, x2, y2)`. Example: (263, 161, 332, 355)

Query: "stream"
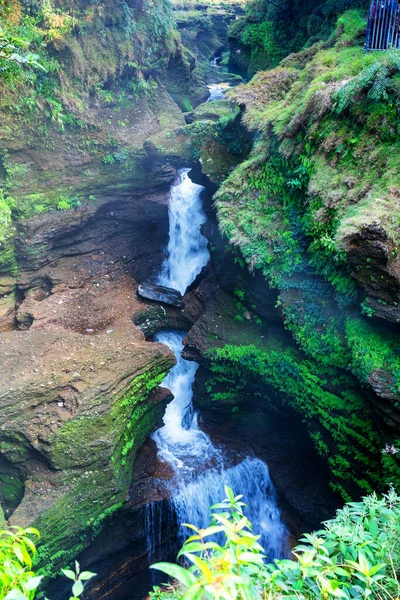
(148, 167, 288, 569)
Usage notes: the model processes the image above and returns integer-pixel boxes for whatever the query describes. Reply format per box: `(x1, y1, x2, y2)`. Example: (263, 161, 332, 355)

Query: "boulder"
(138, 283, 184, 308)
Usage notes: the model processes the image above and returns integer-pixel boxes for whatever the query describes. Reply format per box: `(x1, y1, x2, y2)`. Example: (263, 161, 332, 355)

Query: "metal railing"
(366, 0, 400, 50)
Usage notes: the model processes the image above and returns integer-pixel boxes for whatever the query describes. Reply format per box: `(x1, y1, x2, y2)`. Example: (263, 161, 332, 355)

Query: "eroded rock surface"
(138, 283, 183, 308)
(0, 190, 180, 572)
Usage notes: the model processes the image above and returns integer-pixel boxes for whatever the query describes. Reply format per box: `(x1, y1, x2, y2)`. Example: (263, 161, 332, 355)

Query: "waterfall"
(150, 169, 288, 568)
(152, 331, 219, 473)
(145, 500, 176, 585)
(207, 84, 228, 102)
(157, 169, 209, 295)
(174, 458, 288, 561)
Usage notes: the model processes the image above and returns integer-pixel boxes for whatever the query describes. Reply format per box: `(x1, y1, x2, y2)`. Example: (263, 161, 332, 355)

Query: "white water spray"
(207, 83, 230, 102)
(151, 169, 288, 562)
(157, 169, 209, 295)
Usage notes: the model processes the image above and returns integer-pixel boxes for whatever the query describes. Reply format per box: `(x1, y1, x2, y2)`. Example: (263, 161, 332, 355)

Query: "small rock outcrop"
(138, 283, 184, 308)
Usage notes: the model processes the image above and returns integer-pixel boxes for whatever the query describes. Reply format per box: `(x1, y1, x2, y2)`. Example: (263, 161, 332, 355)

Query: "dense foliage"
(150, 487, 400, 600)
(0, 22, 44, 77)
(205, 343, 391, 499)
(228, 0, 367, 74)
(214, 8, 400, 496)
(0, 526, 95, 599)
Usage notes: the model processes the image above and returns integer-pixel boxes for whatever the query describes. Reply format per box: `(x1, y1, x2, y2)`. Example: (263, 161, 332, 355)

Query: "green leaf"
(79, 571, 96, 581)
(182, 584, 203, 600)
(150, 563, 196, 588)
(179, 542, 221, 558)
(225, 486, 235, 502)
(179, 542, 207, 557)
(238, 583, 259, 600)
(13, 543, 24, 565)
(293, 578, 304, 590)
(368, 518, 379, 536)
(62, 569, 77, 581)
(4, 591, 28, 600)
(198, 526, 224, 538)
(183, 524, 200, 533)
(72, 580, 84, 597)
(237, 552, 265, 564)
(24, 576, 43, 591)
(21, 537, 37, 555)
(24, 528, 40, 537)
(185, 554, 213, 583)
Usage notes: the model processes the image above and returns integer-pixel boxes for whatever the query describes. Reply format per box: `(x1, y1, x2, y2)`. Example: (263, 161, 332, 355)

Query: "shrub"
(0, 526, 95, 600)
(150, 487, 400, 600)
(0, 23, 45, 79)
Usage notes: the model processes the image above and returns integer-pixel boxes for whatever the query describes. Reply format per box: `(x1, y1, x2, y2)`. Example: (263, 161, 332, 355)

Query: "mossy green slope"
(213, 10, 400, 496)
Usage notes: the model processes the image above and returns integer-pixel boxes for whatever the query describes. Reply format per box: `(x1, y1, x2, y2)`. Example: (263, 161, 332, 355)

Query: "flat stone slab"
(138, 283, 183, 308)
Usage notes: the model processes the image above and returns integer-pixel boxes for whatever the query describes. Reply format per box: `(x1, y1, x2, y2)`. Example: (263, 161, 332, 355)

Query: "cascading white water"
(152, 332, 220, 473)
(174, 458, 288, 560)
(151, 169, 288, 564)
(152, 331, 287, 560)
(207, 55, 230, 101)
(157, 169, 209, 295)
(207, 83, 229, 101)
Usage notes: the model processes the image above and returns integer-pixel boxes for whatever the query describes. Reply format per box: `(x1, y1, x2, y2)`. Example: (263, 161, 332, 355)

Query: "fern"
(335, 54, 400, 112)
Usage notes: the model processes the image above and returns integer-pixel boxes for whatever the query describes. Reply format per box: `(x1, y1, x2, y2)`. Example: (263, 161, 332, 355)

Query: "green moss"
(206, 342, 396, 497)
(216, 9, 400, 376)
(32, 357, 173, 578)
(211, 11, 400, 494)
(346, 318, 400, 393)
(145, 103, 249, 182)
(0, 190, 17, 273)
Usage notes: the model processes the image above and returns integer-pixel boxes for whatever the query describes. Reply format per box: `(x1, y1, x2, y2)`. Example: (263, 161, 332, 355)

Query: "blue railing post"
(366, 0, 400, 50)
(366, 0, 375, 50)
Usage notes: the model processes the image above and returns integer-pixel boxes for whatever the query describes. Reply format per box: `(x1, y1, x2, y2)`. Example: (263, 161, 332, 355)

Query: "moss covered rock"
(0, 325, 174, 574)
(144, 99, 249, 183)
(214, 10, 400, 494)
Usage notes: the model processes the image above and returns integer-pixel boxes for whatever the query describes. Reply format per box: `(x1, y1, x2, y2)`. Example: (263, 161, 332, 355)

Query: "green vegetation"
(228, 0, 366, 75)
(31, 358, 173, 578)
(205, 343, 390, 499)
(214, 6, 400, 495)
(0, 525, 95, 600)
(145, 99, 250, 183)
(0, 21, 45, 78)
(150, 486, 400, 600)
(0, 0, 193, 282)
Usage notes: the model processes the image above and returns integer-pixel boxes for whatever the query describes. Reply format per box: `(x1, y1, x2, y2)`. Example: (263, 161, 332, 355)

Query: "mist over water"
(151, 169, 288, 563)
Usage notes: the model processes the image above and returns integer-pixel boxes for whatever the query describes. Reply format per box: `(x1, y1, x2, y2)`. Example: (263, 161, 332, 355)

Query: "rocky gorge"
(1, 0, 400, 599)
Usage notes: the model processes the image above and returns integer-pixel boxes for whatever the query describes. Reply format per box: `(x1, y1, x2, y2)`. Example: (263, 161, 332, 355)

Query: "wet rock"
(0, 275, 16, 331)
(15, 189, 171, 282)
(344, 222, 400, 323)
(138, 283, 184, 308)
(132, 305, 192, 338)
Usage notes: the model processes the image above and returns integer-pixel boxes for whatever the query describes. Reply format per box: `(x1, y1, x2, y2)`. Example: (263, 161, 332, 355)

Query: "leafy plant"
(334, 52, 400, 113)
(150, 487, 400, 600)
(0, 23, 45, 78)
(0, 526, 95, 600)
(61, 561, 96, 600)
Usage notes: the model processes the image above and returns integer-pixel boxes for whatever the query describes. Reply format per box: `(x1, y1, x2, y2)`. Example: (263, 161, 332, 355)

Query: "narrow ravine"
(149, 168, 288, 568)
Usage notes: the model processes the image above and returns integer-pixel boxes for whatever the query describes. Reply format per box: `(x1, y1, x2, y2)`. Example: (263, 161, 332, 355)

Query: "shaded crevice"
(0, 454, 26, 520)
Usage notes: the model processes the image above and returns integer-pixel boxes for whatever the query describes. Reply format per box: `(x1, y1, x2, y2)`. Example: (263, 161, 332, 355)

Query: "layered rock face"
(0, 0, 255, 575)
(0, 183, 181, 570)
(0, 0, 203, 296)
